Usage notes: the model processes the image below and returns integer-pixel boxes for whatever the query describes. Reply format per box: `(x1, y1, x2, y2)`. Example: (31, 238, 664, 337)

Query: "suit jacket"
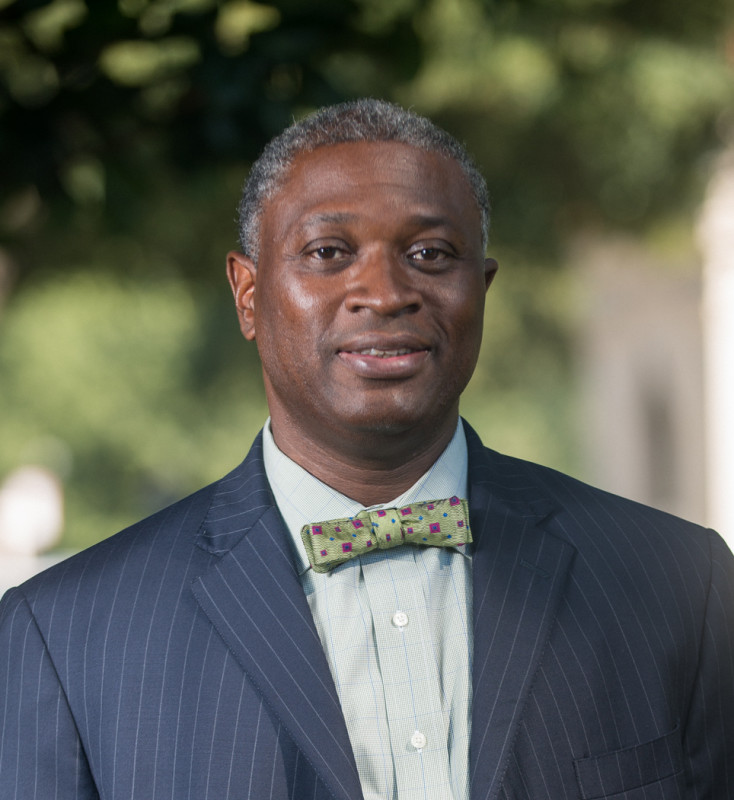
(1, 423, 732, 799)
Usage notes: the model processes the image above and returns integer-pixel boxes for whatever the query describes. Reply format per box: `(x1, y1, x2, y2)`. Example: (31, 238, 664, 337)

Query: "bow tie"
(301, 496, 471, 574)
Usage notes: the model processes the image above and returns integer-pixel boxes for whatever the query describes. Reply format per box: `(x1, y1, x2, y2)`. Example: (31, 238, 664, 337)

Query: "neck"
(269, 413, 460, 507)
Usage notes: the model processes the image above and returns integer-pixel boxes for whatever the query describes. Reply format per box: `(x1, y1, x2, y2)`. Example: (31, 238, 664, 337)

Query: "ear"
(226, 251, 258, 341)
(484, 257, 499, 291)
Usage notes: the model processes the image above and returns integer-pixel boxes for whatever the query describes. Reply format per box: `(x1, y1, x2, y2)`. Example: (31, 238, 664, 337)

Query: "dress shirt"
(263, 419, 472, 800)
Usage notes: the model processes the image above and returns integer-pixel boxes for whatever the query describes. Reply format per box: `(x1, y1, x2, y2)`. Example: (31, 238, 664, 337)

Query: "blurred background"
(1, 0, 733, 591)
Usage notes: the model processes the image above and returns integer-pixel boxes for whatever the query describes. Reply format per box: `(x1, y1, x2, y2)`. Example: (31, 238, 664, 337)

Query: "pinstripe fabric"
(464, 429, 734, 800)
(1, 421, 732, 799)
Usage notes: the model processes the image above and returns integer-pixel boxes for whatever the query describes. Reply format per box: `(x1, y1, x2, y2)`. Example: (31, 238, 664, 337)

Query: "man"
(1, 99, 732, 800)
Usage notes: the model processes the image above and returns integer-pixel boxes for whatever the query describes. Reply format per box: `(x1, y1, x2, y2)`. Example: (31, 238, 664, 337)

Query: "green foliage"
(2, 0, 732, 265)
(0, 0, 732, 549)
(0, 270, 267, 547)
(0, 0, 426, 276)
(404, 0, 734, 244)
(463, 248, 581, 474)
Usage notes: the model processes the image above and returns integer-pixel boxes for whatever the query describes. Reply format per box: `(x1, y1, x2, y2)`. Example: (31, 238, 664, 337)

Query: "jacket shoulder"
(465, 419, 721, 562)
(6, 478, 220, 612)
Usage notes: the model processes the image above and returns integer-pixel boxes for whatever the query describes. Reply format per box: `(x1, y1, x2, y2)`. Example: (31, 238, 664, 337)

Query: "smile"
(336, 344, 430, 380)
(352, 348, 416, 358)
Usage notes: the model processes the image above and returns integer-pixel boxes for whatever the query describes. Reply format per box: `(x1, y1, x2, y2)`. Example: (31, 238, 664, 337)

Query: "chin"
(338, 397, 458, 438)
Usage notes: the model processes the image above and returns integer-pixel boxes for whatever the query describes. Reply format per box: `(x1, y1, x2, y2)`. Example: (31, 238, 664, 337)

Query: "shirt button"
(410, 730, 427, 750)
(392, 611, 409, 628)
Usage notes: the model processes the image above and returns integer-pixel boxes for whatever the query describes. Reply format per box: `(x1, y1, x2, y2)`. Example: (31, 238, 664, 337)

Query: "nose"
(344, 247, 422, 317)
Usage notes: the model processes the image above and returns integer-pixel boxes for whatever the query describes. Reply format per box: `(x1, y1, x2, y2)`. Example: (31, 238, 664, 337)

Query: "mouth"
(347, 347, 419, 358)
(336, 337, 431, 378)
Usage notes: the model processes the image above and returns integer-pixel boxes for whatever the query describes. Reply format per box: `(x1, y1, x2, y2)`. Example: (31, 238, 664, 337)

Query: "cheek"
(262, 276, 332, 332)
(445, 306, 486, 387)
(257, 276, 306, 327)
(255, 281, 330, 370)
(442, 285, 486, 345)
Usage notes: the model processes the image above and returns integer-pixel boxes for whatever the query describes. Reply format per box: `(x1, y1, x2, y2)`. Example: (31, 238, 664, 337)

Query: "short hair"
(237, 98, 490, 262)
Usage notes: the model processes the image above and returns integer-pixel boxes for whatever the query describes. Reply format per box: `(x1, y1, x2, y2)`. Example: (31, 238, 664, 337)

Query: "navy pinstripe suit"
(1, 422, 733, 799)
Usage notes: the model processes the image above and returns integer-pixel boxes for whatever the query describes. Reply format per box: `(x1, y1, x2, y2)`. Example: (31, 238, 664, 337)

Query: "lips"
(351, 347, 416, 358)
(338, 332, 431, 355)
(336, 335, 431, 378)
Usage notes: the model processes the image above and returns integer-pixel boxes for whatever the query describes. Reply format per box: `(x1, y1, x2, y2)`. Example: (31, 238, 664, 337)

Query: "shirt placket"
(362, 550, 454, 800)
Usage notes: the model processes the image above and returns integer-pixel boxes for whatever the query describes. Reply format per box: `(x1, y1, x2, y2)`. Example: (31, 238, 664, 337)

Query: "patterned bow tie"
(301, 496, 471, 574)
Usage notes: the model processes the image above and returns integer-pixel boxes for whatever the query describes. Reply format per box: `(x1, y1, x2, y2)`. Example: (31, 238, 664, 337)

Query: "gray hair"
(237, 98, 490, 262)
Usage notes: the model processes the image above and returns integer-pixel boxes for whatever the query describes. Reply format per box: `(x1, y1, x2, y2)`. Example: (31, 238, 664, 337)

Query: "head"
(237, 99, 490, 263)
(228, 100, 497, 471)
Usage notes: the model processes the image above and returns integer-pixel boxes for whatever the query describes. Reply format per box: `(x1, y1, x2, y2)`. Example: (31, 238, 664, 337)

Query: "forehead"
(259, 141, 482, 241)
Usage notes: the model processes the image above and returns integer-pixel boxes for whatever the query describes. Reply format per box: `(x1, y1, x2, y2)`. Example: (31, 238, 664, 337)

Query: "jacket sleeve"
(682, 530, 734, 798)
(0, 587, 99, 799)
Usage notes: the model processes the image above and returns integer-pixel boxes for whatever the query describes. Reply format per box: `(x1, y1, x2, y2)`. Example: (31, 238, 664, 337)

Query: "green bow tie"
(301, 496, 471, 574)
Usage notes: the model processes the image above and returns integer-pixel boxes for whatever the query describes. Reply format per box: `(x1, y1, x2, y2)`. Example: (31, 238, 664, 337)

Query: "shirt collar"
(262, 418, 469, 574)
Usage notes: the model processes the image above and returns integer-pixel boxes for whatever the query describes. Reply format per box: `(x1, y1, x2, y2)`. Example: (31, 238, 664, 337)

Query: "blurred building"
(577, 147, 734, 550)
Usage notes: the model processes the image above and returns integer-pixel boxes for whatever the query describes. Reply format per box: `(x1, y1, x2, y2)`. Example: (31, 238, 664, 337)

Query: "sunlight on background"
(1, 0, 733, 589)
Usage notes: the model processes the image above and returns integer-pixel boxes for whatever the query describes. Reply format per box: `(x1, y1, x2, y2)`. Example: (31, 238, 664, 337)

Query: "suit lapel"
(190, 427, 575, 800)
(464, 426, 576, 800)
(191, 436, 363, 800)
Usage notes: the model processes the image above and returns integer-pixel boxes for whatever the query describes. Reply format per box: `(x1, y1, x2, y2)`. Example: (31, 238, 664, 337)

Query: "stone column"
(698, 148, 734, 548)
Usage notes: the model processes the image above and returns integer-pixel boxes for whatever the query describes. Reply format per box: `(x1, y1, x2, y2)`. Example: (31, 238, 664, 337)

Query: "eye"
(313, 246, 343, 260)
(407, 242, 455, 267)
(410, 247, 446, 262)
(301, 241, 352, 264)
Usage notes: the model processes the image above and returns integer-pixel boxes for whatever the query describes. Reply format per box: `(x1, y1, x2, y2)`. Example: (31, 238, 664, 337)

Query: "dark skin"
(227, 141, 497, 505)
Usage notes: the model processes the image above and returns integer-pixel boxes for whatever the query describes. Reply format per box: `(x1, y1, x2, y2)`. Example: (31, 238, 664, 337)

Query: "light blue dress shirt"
(263, 419, 472, 800)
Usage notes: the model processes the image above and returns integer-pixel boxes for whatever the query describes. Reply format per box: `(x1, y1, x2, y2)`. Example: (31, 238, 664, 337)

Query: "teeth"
(356, 348, 414, 357)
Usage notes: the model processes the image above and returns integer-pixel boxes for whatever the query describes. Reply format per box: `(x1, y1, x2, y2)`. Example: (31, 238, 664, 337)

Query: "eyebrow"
(299, 212, 459, 231)
(300, 212, 358, 229)
(404, 214, 459, 231)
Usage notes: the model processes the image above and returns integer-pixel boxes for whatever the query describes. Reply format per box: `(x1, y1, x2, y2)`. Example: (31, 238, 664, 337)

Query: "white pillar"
(698, 149, 734, 549)
(0, 465, 64, 597)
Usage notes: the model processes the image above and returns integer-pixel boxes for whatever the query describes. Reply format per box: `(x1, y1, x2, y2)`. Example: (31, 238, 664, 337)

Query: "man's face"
(228, 140, 497, 451)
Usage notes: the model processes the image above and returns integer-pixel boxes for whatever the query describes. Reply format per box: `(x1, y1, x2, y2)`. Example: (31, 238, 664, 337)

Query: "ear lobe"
(226, 251, 257, 341)
(484, 257, 499, 291)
